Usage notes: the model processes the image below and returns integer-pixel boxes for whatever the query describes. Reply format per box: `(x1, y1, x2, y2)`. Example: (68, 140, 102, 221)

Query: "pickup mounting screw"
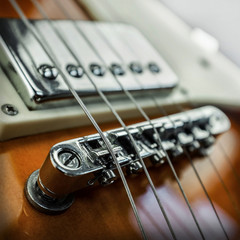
(1, 104, 18, 116)
(58, 150, 81, 170)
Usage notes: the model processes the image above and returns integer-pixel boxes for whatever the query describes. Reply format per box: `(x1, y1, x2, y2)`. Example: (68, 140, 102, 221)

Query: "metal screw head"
(98, 169, 116, 186)
(1, 104, 18, 116)
(90, 64, 105, 77)
(66, 64, 84, 78)
(150, 152, 165, 165)
(129, 62, 143, 74)
(38, 64, 58, 80)
(148, 62, 161, 73)
(110, 63, 125, 76)
(58, 150, 81, 170)
(127, 161, 143, 174)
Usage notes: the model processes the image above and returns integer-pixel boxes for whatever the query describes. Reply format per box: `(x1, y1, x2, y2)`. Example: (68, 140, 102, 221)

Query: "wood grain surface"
(0, 111, 240, 240)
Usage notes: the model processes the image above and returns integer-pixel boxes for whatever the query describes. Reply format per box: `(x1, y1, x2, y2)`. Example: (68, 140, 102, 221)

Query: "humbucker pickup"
(0, 19, 178, 109)
(25, 106, 230, 213)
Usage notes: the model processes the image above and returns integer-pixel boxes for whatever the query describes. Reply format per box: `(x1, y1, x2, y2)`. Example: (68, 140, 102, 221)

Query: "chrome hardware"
(38, 64, 58, 80)
(148, 62, 161, 73)
(25, 170, 74, 214)
(90, 63, 105, 76)
(150, 152, 166, 165)
(129, 62, 143, 74)
(1, 104, 18, 116)
(192, 126, 215, 155)
(57, 149, 81, 170)
(66, 64, 84, 78)
(0, 19, 178, 109)
(127, 161, 143, 174)
(98, 170, 117, 186)
(110, 63, 125, 76)
(170, 144, 184, 158)
(25, 106, 230, 213)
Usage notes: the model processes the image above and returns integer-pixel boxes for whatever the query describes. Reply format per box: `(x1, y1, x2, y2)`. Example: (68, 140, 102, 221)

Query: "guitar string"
(175, 88, 240, 218)
(52, 0, 201, 237)
(171, 97, 240, 220)
(154, 100, 230, 239)
(101, 16, 233, 238)
(61, 0, 236, 235)
(51, 0, 207, 239)
(155, 0, 240, 187)
(121, 23, 233, 236)
(217, 141, 240, 184)
(8, 1, 147, 239)
(94, 26, 205, 239)
(92, 21, 206, 239)
(116, 25, 232, 238)
(9, 0, 238, 238)
(152, 0, 240, 187)
(86, 0, 207, 238)
(32, 0, 177, 239)
(179, 88, 240, 185)
(84, 1, 239, 232)
(118, 0, 240, 221)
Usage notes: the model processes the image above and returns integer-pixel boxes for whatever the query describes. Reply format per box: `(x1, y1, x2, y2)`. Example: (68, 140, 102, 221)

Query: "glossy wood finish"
(0, 111, 240, 240)
(0, 0, 91, 19)
(0, 1, 240, 239)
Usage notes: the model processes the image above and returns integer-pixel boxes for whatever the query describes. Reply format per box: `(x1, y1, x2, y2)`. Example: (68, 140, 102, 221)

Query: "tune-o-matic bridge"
(25, 106, 230, 213)
(0, 19, 178, 109)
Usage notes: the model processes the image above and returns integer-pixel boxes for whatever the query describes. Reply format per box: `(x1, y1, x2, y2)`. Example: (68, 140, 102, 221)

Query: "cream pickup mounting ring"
(25, 106, 230, 214)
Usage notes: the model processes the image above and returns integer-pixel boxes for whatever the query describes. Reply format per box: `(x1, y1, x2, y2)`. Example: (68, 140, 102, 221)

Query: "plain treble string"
(175, 88, 240, 219)
(179, 87, 240, 185)
(153, 98, 230, 240)
(46, 0, 177, 239)
(8, 0, 147, 239)
(119, 23, 230, 238)
(93, 16, 205, 239)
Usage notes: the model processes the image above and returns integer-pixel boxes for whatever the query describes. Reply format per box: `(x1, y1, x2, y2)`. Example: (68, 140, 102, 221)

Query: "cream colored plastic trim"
(0, 67, 184, 141)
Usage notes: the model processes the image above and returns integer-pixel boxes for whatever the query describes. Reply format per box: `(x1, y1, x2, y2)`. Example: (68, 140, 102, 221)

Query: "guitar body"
(0, 0, 239, 239)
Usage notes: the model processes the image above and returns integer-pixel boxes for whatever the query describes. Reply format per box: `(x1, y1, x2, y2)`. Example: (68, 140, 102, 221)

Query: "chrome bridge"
(25, 106, 230, 213)
(0, 19, 178, 109)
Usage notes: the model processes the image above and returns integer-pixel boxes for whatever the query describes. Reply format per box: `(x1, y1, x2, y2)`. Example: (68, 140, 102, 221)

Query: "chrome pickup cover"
(0, 19, 178, 109)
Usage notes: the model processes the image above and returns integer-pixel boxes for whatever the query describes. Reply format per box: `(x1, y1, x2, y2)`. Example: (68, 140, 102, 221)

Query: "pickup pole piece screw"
(1, 104, 18, 116)
(148, 62, 161, 73)
(38, 64, 58, 80)
(110, 63, 125, 76)
(90, 64, 105, 76)
(129, 62, 143, 74)
(67, 64, 84, 78)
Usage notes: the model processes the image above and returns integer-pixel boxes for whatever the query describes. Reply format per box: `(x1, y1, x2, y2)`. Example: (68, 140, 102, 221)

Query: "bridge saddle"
(25, 106, 230, 214)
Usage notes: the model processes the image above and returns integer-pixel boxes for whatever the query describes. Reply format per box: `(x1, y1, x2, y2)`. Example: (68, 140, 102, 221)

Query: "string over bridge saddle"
(25, 106, 230, 214)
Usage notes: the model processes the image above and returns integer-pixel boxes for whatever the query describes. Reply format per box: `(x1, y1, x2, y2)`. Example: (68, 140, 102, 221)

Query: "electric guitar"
(0, 0, 239, 239)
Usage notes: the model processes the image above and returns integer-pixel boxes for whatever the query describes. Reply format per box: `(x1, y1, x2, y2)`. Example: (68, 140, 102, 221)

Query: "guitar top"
(0, 0, 239, 240)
